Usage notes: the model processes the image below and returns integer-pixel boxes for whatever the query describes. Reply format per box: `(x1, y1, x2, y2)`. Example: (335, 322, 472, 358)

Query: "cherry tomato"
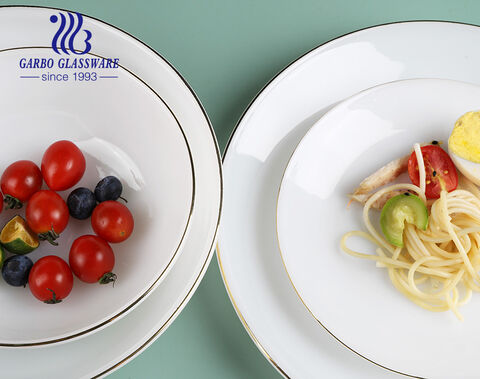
(26, 190, 69, 244)
(408, 145, 458, 199)
(1, 160, 42, 208)
(69, 235, 116, 284)
(28, 256, 73, 304)
(91, 201, 134, 243)
(41, 140, 86, 191)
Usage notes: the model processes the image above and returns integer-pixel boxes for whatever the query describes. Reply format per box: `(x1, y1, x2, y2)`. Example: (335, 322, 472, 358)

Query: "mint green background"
(3, 1, 480, 377)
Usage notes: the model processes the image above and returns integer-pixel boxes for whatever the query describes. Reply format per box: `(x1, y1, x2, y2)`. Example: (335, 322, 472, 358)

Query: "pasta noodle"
(341, 144, 480, 320)
(414, 142, 426, 194)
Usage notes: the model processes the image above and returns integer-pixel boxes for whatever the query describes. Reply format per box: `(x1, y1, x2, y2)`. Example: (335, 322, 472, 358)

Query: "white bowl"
(0, 47, 194, 346)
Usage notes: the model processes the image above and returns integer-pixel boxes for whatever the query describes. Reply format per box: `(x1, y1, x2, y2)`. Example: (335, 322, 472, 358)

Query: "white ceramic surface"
(0, 47, 194, 345)
(277, 79, 480, 378)
(219, 21, 480, 379)
(0, 6, 221, 379)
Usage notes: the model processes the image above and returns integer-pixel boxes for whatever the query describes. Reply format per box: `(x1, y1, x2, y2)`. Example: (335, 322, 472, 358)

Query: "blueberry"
(2, 255, 33, 287)
(67, 187, 97, 219)
(95, 176, 124, 202)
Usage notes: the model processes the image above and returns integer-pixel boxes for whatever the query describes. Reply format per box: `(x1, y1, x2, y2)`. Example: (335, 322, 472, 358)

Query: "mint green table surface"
(4, 1, 480, 377)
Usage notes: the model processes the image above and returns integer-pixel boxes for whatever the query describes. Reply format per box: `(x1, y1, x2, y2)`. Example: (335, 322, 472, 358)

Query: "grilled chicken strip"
(349, 154, 410, 209)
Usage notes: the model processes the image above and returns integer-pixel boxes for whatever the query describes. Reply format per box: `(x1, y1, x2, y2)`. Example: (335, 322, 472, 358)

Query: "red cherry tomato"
(28, 256, 73, 304)
(26, 190, 69, 243)
(91, 201, 134, 243)
(1, 160, 42, 207)
(69, 235, 116, 284)
(41, 140, 86, 191)
(408, 145, 458, 199)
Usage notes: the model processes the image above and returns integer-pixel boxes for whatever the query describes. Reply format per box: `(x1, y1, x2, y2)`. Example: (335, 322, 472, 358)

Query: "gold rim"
(92, 233, 222, 378)
(216, 245, 291, 379)
(0, 46, 196, 347)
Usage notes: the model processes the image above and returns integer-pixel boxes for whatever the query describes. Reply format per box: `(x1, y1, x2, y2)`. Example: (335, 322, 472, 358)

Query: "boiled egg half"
(449, 111, 480, 185)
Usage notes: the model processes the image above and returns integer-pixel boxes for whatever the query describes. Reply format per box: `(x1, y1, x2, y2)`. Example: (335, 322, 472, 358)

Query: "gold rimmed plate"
(218, 21, 480, 379)
(0, 6, 221, 378)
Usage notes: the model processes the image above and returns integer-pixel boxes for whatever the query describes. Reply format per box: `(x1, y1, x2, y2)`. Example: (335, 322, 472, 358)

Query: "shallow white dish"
(0, 47, 194, 346)
(219, 21, 480, 379)
(277, 78, 480, 378)
(0, 6, 221, 378)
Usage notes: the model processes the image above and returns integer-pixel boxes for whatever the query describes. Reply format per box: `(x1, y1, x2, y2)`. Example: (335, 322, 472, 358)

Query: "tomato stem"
(118, 196, 128, 204)
(99, 272, 117, 286)
(3, 195, 22, 210)
(43, 288, 62, 304)
(38, 227, 60, 246)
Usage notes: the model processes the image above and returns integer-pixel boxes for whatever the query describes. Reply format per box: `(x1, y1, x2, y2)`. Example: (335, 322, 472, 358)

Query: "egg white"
(450, 151, 480, 186)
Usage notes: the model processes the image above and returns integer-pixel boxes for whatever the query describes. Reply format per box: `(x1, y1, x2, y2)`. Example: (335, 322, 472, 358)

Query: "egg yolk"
(449, 111, 480, 163)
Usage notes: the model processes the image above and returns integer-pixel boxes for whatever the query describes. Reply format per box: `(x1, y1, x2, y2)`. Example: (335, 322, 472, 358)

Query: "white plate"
(219, 21, 480, 379)
(277, 78, 480, 378)
(0, 6, 221, 378)
(0, 47, 194, 346)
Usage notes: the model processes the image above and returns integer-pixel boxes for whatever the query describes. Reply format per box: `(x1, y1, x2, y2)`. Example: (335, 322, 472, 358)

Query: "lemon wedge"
(0, 215, 39, 254)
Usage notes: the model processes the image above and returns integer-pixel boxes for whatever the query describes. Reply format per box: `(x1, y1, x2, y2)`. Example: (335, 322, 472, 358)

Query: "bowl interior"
(0, 48, 193, 345)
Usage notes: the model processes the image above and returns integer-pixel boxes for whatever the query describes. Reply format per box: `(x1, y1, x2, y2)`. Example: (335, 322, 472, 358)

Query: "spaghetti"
(341, 143, 480, 320)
